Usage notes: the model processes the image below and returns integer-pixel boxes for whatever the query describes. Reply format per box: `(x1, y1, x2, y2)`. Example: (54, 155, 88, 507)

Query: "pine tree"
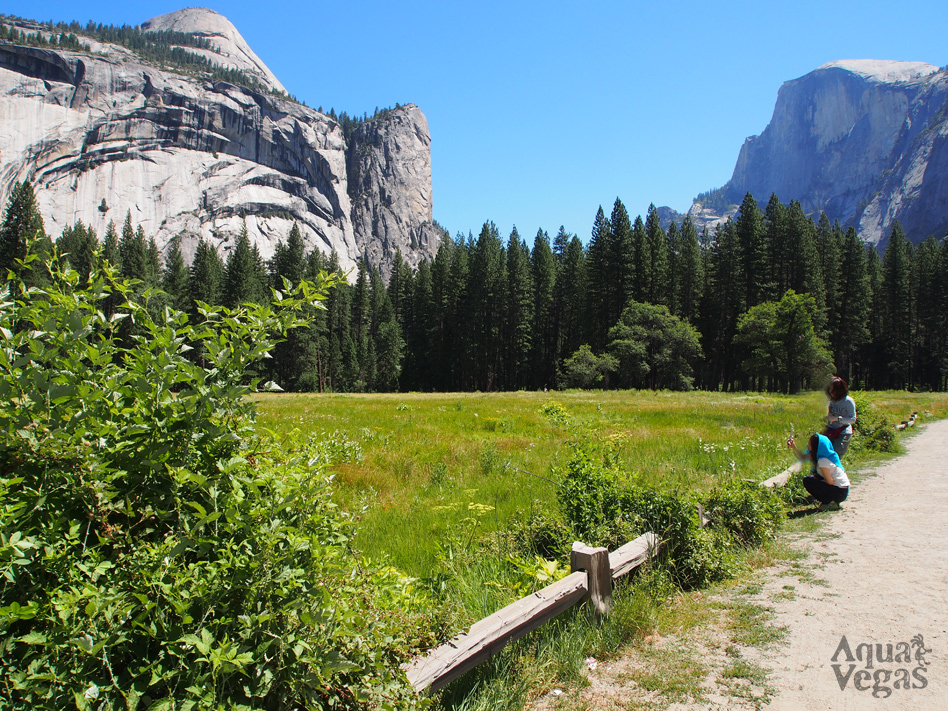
(610, 198, 634, 310)
(912, 235, 943, 390)
(387, 249, 413, 326)
(862, 247, 885, 388)
(403, 259, 434, 390)
(880, 223, 913, 387)
(676, 216, 703, 324)
(371, 266, 405, 392)
(735, 192, 767, 308)
(816, 213, 841, 339)
(161, 235, 190, 312)
(503, 227, 534, 390)
(832, 228, 870, 384)
(699, 220, 744, 389)
(324, 250, 353, 391)
(294, 246, 333, 392)
(56, 221, 97, 284)
(347, 259, 371, 390)
(266, 225, 315, 390)
(665, 221, 681, 315)
(188, 239, 224, 311)
(585, 207, 614, 350)
(468, 221, 506, 390)
(764, 193, 789, 301)
(554, 235, 587, 375)
(269, 223, 307, 289)
(102, 221, 120, 270)
(0, 181, 50, 287)
(531, 229, 557, 389)
(223, 225, 268, 306)
(786, 201, 825, 321)
(117, 212, 149, 284)
(145, 232, 161, 288)
(644, 203, 670, 306)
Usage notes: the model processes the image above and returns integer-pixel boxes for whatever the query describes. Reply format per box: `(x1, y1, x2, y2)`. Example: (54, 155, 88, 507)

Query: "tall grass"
(254, 390, 948, 577)
(255, 389, 947, 708)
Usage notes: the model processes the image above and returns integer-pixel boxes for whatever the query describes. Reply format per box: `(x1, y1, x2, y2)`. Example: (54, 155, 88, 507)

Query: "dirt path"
(759, 417, 948, 709)
(527, 419, 948, 710)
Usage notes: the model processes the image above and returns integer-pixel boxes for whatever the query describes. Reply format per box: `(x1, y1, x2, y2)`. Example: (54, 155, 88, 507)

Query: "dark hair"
(808, 434, 820, 467)
(826, 376, 848, 401)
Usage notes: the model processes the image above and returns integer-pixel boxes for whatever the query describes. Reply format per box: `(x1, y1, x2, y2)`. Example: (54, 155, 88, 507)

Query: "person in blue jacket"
(787, 433, 850, 506)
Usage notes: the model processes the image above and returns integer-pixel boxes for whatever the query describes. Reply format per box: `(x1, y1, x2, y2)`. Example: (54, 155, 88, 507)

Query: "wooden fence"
(896, 412, 918, 431)
(404, 532, 659, 693)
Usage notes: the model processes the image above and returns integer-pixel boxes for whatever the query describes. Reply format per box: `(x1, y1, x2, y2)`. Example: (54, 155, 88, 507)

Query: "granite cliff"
(0, 8, 439, 277)
(679, 60, 948, 249)
(726, 59, 948, 248)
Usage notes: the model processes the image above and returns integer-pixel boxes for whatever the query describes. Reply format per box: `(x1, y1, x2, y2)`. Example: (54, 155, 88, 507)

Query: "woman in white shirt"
(787, 432, 850, 506)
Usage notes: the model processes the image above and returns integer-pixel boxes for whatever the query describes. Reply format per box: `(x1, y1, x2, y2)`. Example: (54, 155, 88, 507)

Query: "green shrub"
(556, 441, 782, 589)
(0, 256, 423, 709)
(777, 469, 811, 506)
(850, 396, 898, 453)
(703, 479, 783, 547)
(504, 506, 573, 560)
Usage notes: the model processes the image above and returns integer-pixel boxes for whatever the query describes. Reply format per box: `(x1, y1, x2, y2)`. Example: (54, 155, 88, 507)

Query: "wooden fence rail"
(404, 532, 659, 693)
(896, 412, 918, 431)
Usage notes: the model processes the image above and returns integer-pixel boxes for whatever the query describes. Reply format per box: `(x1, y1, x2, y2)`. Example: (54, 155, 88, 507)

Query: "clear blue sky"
(9, 1, 948, 242)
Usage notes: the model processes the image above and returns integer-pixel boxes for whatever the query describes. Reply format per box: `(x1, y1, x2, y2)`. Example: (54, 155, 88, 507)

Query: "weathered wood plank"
(571, 542, 612, 617)
(761, 461, 801, 489)
(404, 571, 587, 693)
(609, 532, 658, 579)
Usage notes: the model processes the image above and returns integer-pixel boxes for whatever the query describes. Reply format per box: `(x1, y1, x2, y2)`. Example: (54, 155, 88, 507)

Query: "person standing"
(825, 376, 856, 458)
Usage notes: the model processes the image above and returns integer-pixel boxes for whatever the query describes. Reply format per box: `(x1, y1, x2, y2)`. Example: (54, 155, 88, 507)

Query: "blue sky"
(8, 1, 948, 242)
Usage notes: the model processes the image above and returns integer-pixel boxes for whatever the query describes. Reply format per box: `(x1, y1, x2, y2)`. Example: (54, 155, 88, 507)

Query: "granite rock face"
(0, 9, 438, 276)
(141, 8, 288, 95)
(348, 105, 441, 278)
(719, 60, 948, 248)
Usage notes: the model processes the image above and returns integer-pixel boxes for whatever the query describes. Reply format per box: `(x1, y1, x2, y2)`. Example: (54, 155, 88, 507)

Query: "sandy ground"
(527, 418, 948, 711)
(759, 417, 948, 710)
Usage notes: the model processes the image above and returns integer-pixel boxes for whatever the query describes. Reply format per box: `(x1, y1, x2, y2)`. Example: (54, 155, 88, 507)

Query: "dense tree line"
(2, 181, 947, 393)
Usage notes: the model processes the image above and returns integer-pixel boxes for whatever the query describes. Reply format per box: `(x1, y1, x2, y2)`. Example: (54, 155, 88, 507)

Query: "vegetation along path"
(530, 418, 948, 710)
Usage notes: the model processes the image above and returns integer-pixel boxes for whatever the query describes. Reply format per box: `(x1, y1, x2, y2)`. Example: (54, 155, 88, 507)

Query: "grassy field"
(253, 389, 948, 577)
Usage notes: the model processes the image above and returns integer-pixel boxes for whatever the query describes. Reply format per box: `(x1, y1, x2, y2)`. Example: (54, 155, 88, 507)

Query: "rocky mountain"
(0, 8, 440, 278)
(679, 59, 948, 249)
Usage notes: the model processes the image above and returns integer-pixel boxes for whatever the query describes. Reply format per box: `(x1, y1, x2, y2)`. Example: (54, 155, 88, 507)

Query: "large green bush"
(0, 254, 424, 709)
(850, 395, 898, 454)
(557, 440, 783, 589)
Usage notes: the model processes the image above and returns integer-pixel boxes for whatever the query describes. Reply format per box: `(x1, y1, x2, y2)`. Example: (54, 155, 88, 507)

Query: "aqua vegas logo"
(831, 634, 931, 698)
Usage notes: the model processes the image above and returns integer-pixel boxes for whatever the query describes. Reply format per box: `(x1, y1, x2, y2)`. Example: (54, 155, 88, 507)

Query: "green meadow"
(254, 389, 948, 577)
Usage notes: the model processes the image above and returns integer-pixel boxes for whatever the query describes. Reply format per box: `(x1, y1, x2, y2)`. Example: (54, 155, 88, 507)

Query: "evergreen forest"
(3, 182, 947, 394)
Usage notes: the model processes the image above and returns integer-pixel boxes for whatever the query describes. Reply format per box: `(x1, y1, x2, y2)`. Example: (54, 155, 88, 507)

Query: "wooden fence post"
(570, 542, 612, 617)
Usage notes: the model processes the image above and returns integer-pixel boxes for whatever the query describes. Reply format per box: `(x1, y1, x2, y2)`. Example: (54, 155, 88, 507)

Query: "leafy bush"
(703, 479, 783, 547)
(0, 255, 423, 709)
(850, 395, 898, 453)
(776, 468, 811, 506)
(504, 507, 573, 561)
(556, 440, 783, 589)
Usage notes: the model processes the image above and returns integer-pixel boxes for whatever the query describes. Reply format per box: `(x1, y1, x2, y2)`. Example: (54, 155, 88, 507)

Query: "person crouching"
(787, 433, 850, 506)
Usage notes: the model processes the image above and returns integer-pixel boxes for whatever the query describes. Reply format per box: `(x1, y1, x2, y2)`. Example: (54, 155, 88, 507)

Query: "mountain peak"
(141, 7, 286, 94)
(816, 59, 939, 84)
